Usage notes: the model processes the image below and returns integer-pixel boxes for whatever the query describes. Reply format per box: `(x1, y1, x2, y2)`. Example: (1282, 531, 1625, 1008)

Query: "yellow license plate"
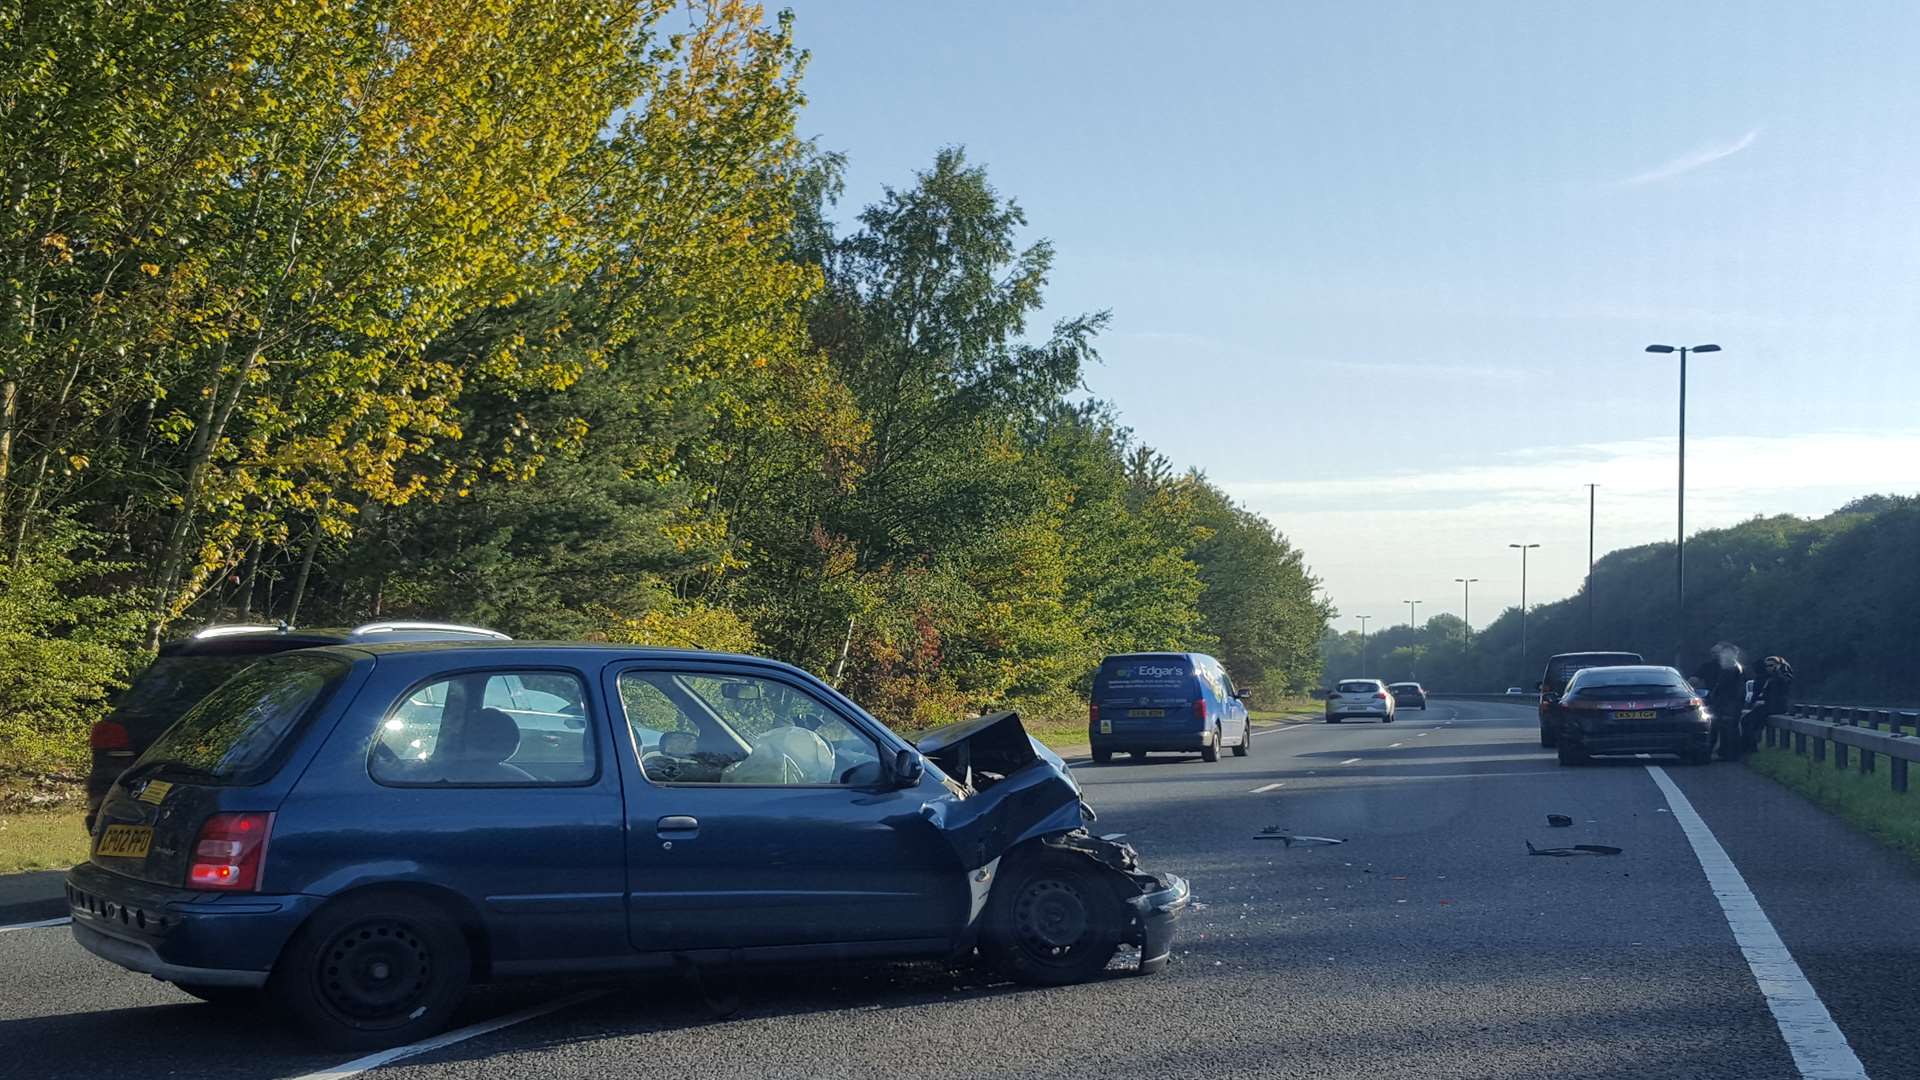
(1127, 709, 1166, 718)
(1614, 710, 1658, 720)
(95, 824, 152, 859)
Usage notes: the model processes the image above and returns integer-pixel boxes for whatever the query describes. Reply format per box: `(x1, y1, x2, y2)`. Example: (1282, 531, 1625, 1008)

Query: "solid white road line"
(1647, 765, 1869, 1080)
(1249, 782, 1285, 793)
(1339, 757, 1362, 766)
(294, 990, 607, 1080)
(0, 915, 70, 933)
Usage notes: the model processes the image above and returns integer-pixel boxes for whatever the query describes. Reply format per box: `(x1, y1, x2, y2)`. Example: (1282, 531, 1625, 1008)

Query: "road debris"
(1255, 826, 1345, 846)
(1526, 841, 1622, 857)
(1547, 814, 1573, 828)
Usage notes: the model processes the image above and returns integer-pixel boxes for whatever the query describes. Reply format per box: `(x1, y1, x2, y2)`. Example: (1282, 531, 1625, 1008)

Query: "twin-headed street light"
(1646, 343, 1721, 664)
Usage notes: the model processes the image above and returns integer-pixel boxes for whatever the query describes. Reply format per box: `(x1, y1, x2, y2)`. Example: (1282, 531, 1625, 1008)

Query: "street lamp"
(1646, 343, 1721, 665)
(1403, 600, 1422, 679)
(1454, 578, 1478, 645)
(1586, 483, 1598, 646)
(1357, 615, 1372, 673)
(1509, 543, 1540, 677)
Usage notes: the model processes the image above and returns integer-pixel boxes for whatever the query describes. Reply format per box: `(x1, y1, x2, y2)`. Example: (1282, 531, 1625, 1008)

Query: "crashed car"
(69, 643, 1188, 1049)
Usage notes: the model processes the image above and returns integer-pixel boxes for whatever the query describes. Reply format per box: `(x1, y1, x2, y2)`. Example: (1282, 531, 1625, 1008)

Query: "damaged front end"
(916, 710, 1190, 974)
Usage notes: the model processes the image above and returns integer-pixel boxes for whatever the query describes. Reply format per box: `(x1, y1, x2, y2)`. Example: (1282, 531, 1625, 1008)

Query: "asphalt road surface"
(4, 700, 1917, 1079)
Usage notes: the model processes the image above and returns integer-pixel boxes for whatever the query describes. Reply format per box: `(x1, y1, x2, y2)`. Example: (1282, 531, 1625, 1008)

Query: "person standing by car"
(1741, 656, 1795, 753)
(1694, 646, 1745, 761)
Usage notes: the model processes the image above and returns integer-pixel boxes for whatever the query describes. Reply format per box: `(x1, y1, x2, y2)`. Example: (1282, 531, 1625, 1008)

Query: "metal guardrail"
(1765, 702, 1920, 794)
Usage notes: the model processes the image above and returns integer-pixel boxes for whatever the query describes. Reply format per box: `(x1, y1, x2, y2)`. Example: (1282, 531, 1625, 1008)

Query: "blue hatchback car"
(69, 643, 1189, 1048)
(1087, 652, 1253, 764)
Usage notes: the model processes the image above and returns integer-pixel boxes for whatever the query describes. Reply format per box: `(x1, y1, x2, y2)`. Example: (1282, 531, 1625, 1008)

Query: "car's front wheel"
(982, 852, 1123, 986)
(1232, 725, 1251, 757)
(272, 892, 472, 1051)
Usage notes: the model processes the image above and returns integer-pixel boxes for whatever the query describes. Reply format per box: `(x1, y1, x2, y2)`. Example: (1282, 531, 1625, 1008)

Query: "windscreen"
(135, 652, 350, 784)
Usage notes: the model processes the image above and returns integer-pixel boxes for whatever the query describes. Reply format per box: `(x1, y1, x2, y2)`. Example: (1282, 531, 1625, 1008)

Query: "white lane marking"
(1249, 782, 1286, 793)
(1646, 765, 1868, 1080)
(1417, 733, 1429, 738)
(0, 916, 70, 933)
(1339, 757, 1362, 766)
(1388, 742, 1403, 748)
(293, 989, 607, 1080)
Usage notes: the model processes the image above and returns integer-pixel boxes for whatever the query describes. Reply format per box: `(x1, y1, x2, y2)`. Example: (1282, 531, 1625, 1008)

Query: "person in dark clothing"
(1741, 656, 1794, 752)
(1696, 647, 1747, 761)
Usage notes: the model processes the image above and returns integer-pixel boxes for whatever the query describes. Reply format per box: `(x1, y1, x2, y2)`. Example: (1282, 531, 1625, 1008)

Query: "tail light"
(1193, 698, 1209, 723)
(187, 812, 273, 892)
(1374, 691, 1388, 700)
(1089, 702, 1100, 728)
(89, 721, 131, 751)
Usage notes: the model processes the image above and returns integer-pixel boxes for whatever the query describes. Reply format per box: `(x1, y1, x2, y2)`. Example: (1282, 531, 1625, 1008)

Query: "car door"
(607, 661, 963, 955)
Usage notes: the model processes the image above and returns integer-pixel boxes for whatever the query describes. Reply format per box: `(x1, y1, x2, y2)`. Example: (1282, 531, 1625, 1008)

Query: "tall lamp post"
(1403, 600, 1422, 679)
(1509, 543, 1540, 678)
(1357, 615, 1372, 674)
(1586, 483, 1598, 646)
(1646, 343, 1721, 665)
(1454, 578, 1478, 645)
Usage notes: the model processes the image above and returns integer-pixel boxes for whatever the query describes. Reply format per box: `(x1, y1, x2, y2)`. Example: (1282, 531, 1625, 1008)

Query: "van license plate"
(1127, 709, 1165, 718)
(96, 825, 152, 859)
(1614, 710, 1657, 720)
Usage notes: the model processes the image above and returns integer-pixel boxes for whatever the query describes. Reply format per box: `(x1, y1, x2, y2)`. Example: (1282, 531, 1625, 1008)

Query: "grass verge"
(0, 812, 89, 876)
(1746, 740, 1920, 863)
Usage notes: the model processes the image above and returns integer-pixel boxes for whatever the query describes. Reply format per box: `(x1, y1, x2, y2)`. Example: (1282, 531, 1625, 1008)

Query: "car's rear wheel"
(1539, 723, 1557, 749)
(1130, 750, 1149, 762)
(1232, 726, 1250, 757)
(1556, 740, 1588, 767)
(1326, 716, 1342, 724)
(171, 982, 262, 1008)
(272, 892, 471, 1051)
(1091, 748, 1112, 764)
(1683, 742, 1712, 766)
(1201, 726, 1221, 762)
(982, 852, 1123, 986)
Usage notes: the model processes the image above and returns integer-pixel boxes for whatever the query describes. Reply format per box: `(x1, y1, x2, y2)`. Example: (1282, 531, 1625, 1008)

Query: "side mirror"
(1536, 682, 1546, 691)
(720, 681, 762, 701)
(891, 748, 924, 788)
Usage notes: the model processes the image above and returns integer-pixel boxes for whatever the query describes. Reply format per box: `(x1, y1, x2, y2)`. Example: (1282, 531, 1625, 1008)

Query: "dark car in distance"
(1553, 664, 1711, 766)
(84, 622, 509, 831)
(1088, 652, 1252, 763)
(1537, 651, 1644, 748)
(70, 642, 1189, 1049)
(1387, 682, 1427, 710)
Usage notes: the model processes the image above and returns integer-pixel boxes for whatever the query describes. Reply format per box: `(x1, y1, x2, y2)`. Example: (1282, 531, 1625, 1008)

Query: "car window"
(617, 670, 884, 786)
(371, 670, 594, 786)
(136, 653, 349, 784)
(1337, 681, 1378, 694)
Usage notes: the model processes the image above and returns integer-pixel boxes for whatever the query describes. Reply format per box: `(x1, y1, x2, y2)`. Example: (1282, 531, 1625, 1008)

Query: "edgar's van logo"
(1122, 664, 1185, 679)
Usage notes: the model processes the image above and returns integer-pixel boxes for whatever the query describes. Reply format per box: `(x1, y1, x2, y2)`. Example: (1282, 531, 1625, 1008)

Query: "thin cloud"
(1615, 128, 1761, 187)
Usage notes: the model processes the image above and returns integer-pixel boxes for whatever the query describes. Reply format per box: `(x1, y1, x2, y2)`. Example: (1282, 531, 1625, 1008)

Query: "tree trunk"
(0, 379, 15, 540)
(286, 522, 322, 628)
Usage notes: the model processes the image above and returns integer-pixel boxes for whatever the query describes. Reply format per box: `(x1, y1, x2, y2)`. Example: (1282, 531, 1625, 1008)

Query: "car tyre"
(1201, 726, 1221, 763)
(172, 982, 263, 1008)
(1326, 716, 1342, 724)
(1130, 750, 1149, 762)
(1233, 726, 1251, 757)
(1539, 723, 1557, 749)
(1091, 748, 1112, 764)
(982, 851, 1123, 987)
(272, 892, 471, 1051)
(1556, 740, 1588, 767)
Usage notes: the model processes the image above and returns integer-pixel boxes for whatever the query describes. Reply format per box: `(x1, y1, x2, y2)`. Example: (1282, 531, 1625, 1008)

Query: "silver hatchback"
(1325, 678, 1397, 723)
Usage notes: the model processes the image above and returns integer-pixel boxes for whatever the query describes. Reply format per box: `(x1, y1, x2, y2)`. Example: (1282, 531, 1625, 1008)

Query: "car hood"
(914, 710, 1090, 870)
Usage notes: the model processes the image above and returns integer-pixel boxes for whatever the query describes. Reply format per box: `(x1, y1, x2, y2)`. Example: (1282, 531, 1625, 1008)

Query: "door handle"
(656, 815, 699, 837)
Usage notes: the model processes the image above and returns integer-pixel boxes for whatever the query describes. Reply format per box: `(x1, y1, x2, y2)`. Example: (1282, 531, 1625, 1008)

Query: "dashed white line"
(1646, 765, 1868, 1080)
(0, 916, 70, 933)
(1417, 733, 1429, 738)
(1388, 742, 1403, 748)
(1249, 782, 1286, 793)
(1339, 757, 1362, 766)
(292, 989, 607, 1080)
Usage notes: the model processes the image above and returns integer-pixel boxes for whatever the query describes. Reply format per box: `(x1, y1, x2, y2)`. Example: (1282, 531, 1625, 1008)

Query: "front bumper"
(1128, 872, 1190, 974)
(66, 861, 318, 986)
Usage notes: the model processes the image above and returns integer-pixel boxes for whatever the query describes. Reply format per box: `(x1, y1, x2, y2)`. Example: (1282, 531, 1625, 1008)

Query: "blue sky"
(782, 0, 1920, 627)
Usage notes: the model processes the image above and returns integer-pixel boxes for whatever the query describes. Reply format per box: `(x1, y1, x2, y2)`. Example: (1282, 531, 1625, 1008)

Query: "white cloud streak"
(1615, 128, 1761, 187)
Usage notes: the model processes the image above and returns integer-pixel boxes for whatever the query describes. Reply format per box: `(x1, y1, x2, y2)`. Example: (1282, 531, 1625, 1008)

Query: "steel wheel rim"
(1013, 877, 1093, 961)
(314, 917, 435, 1026)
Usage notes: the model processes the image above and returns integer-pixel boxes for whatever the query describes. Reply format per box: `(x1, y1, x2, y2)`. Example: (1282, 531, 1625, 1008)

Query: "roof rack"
(193, 623, 291, 639)
(349, 621, 511, 640)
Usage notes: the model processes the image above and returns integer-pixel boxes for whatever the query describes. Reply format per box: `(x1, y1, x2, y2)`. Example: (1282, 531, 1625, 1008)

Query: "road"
(4, 700, 1919, 1079)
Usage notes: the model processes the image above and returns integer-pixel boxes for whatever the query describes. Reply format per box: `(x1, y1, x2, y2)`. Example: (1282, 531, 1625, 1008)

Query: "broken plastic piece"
(1254, 826, 1345, 846)
(1547, 814, 1572, 828)
(1526, 841, 1622, 857)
